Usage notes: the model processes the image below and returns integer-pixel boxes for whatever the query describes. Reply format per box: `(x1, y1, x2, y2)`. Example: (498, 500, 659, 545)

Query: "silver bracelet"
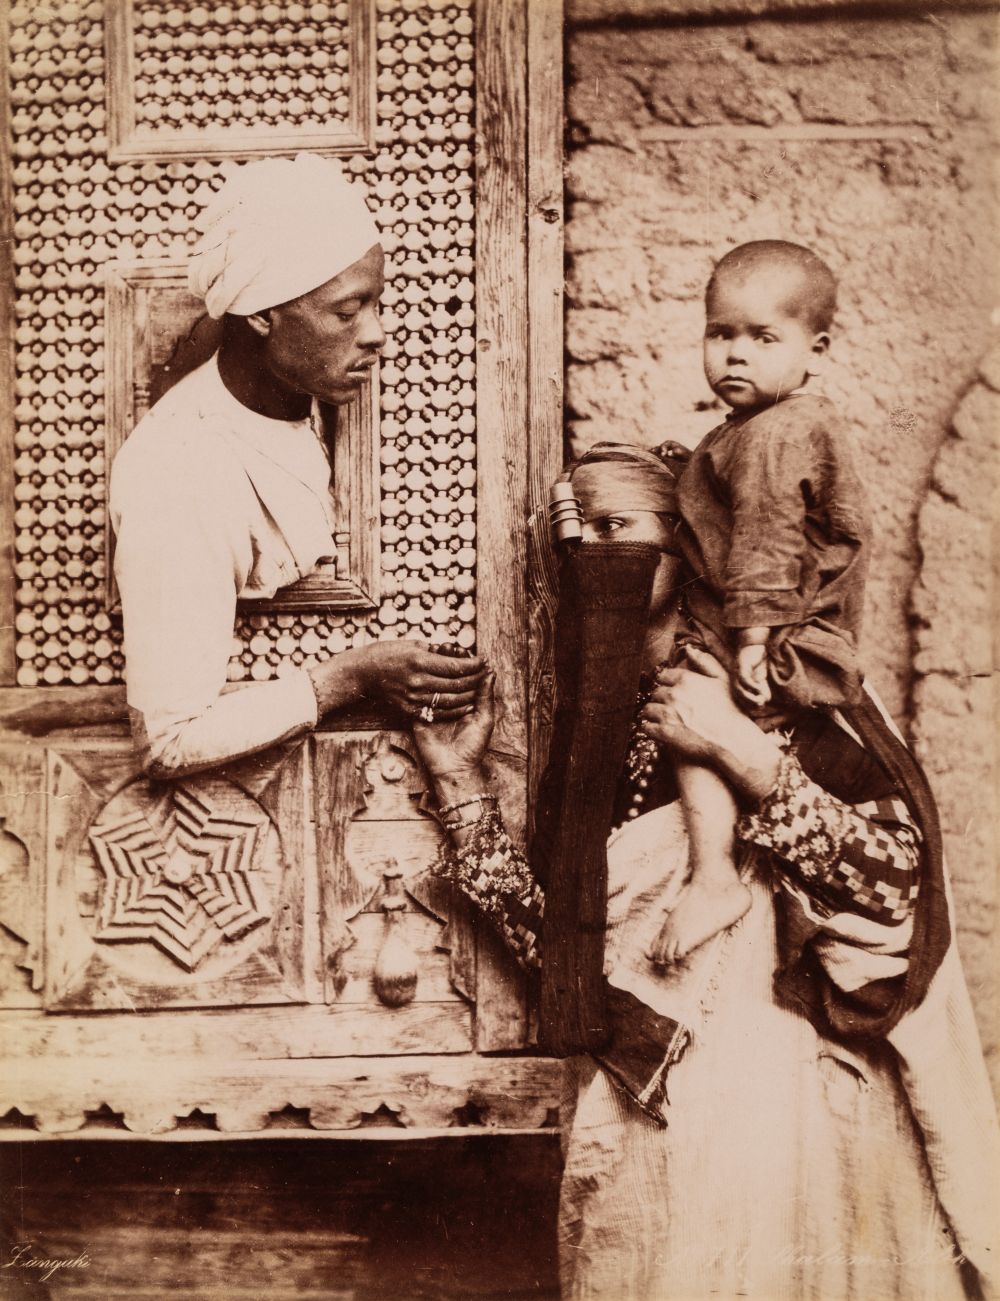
(437, 792, 497, 818)
(443, 809, 494, 832)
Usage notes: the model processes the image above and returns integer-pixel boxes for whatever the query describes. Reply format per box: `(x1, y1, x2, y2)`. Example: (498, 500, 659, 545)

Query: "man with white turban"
(110, 154, 485, 777)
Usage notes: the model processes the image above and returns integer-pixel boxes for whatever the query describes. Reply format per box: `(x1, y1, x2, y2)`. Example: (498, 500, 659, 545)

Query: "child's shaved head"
(708, 241, 837, 335)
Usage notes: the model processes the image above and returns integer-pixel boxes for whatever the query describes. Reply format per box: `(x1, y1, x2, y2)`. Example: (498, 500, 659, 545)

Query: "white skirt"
(559, 810, 969, 1301)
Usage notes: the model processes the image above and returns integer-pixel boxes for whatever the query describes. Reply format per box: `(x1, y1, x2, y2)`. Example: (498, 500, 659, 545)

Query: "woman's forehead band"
(547, 444, 681, 544)
(570, 463, 678, 520)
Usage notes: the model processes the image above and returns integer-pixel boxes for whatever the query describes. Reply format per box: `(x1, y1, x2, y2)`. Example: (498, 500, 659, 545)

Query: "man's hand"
(309, 640, 486, 720)
(354, 641, 486, 719)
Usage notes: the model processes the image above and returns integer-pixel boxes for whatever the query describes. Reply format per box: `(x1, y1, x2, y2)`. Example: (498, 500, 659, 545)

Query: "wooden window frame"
(103, 260, 380, 614)
(104, 0, 376, 163)
(0, 0, 565, 1086)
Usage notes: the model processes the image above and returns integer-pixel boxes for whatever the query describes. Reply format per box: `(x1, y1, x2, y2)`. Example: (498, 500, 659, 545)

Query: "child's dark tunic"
(675, 393, 871, 713)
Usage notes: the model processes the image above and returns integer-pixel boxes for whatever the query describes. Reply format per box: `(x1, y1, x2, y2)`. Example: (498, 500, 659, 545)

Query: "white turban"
(188, 153, 381, 319)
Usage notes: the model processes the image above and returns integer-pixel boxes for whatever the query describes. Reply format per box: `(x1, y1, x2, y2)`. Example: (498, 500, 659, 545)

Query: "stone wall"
(564, 2, 999, 1075)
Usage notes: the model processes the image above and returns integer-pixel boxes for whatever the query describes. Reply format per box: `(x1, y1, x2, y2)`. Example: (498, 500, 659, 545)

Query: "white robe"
(109, 355, 335, 775)
(559, 801, 1000, 1301)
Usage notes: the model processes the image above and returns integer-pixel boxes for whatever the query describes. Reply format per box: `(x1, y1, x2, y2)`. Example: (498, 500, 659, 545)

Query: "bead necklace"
(618, 659, 672, 824)
(621, 729, 661, 822)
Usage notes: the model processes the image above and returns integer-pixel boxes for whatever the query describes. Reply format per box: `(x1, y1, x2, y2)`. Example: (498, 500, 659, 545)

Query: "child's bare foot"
(648, 876, 752, 966)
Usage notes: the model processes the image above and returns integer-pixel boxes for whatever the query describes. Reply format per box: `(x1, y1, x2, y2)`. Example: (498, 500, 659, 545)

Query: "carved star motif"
(88, 779, 272, 972)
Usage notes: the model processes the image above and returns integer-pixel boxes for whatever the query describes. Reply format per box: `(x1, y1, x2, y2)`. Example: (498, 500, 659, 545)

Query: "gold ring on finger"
(419, 705, 435, 723)
(430, 692, 441, 708)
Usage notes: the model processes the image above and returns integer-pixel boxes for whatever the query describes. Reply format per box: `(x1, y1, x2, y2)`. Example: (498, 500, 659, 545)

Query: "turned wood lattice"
(8, 0, 478, 688)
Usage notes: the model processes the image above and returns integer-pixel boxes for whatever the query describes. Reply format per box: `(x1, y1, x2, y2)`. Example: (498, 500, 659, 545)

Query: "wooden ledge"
(0, 686, 408, 737)
(0, 1053, 566, 1139)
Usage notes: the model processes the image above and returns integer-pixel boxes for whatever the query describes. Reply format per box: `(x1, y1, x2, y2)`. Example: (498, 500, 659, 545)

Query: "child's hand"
(735, 643, 771, 707)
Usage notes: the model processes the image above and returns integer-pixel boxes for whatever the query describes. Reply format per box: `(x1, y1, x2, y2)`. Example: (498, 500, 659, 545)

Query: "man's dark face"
(261, 243, 386, 407)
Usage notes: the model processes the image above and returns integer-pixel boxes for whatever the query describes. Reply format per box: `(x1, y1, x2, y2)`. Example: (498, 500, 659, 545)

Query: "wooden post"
(527, 0, 566, 815)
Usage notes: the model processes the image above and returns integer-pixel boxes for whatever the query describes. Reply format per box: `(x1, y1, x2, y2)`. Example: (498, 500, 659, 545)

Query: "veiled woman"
(412, 442, 1000, 1301)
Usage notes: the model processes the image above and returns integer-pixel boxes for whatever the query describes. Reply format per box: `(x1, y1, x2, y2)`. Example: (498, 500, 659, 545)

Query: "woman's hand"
(310, 640, 486, 720)
(640, 646, 781, 801)
(412, 671, 496, 783)
(639, 647, 735, 761)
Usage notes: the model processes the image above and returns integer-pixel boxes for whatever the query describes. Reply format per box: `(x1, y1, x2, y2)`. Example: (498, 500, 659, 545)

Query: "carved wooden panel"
(0, 745, 46, 1009)
(103, 259, 380, 612)
(43, 740, 309, 1011)
(0, 723, 480, 1040)
(314, 731, 474, 1027)
(105, 0, 376, 162)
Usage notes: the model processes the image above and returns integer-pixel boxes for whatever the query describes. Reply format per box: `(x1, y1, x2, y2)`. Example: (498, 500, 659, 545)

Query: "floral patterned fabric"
(738, 749, 920, 924)
(431, 751, 921, 966)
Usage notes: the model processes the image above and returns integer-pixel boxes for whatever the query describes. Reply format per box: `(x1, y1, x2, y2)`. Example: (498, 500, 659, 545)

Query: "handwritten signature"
(3, 1243, 92, 1283)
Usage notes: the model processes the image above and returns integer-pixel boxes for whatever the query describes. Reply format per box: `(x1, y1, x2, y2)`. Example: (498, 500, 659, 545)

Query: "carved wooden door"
(0, 0, 564, 1137)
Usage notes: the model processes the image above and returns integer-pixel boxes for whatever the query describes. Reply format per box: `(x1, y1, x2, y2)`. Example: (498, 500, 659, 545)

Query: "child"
(655, 240, 871, 963)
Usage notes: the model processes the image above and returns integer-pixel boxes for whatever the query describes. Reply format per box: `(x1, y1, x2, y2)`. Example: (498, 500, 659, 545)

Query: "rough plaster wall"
(565, 9, 999, 1070)
(911, 346, 1000, 1084)
(568, 0, 989, 20)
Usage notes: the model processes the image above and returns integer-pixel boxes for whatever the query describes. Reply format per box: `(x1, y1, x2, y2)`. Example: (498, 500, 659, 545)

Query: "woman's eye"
(599, 517, 624, 534)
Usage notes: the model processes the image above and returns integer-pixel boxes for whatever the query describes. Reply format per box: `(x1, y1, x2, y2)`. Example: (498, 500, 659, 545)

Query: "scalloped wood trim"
(1, 1055, 563, 1137)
